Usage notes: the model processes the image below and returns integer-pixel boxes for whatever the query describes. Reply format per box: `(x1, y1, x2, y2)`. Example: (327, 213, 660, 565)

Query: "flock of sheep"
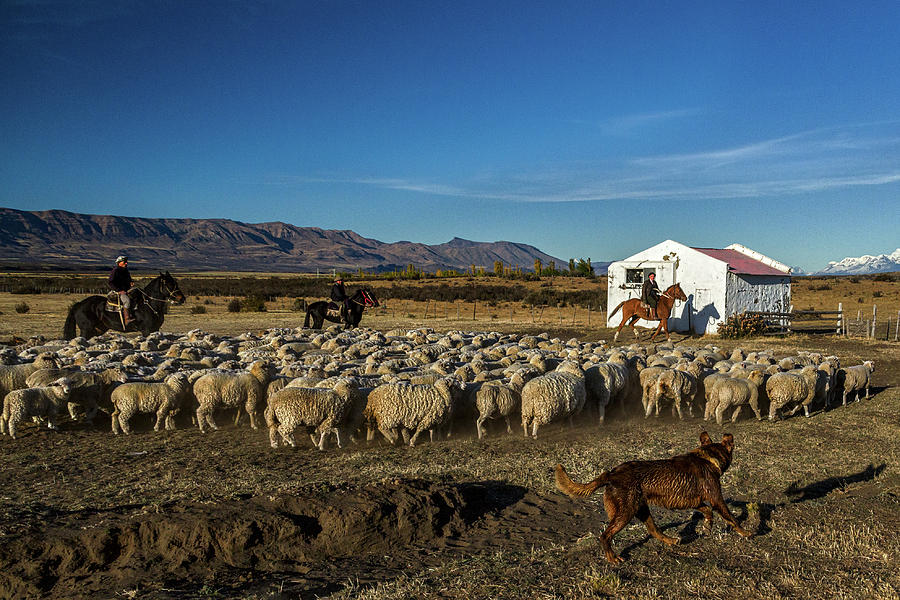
(0, 324, 877, 448)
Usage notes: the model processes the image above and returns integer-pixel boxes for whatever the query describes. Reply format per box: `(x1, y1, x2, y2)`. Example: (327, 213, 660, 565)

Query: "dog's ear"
(699, 431, 712, 445)
(722, 433, 734, 450)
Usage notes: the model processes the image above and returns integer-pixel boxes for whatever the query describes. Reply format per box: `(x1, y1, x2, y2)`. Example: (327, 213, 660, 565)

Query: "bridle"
(134, 276, 183, 315)
(350, 289, 377, 308)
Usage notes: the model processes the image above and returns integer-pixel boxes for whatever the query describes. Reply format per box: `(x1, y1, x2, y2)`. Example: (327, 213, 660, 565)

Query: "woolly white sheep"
(26, 366, 126, 422)
(1, 377, 72, 439)
(110, 372, 191, 434)
(766, 366, 825, 420)
(0, 352, 60, 400)
(365, 377, 461, 446)
(583, 362, 628, 425)
(473, 369, 533, 439)
(837, 361, 875, 405)
(520, 361, 586, 438)
(265, 378, 356, 449)
(647, 367, 698, 419)
(193, 360, 275, 432)
(705, 370, 766, 425)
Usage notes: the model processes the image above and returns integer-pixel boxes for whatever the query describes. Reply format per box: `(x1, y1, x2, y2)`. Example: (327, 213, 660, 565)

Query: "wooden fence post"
(587, 304, 591, 326)
(423, 300, 430, 319)
(837, 302, 843, 336)
(571, 306, 577, 325)
(472, 300, 476, 320)
(872, 305, 877, 338)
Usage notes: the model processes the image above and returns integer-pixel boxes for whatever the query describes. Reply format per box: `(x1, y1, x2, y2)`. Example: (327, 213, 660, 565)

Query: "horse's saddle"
(105, 290, 138, 312)
(325, 301, 345, 320)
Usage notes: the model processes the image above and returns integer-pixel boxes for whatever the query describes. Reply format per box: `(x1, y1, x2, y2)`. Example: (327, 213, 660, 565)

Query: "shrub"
(227, 298, 242, 313)
(14, 302, 30, 314)
(241, 295, 267, 312)
(717, 312, 767, 338)
(872, 291, 883, 298)
(292, 298, 307, 312)
(190, 305, 207, 314)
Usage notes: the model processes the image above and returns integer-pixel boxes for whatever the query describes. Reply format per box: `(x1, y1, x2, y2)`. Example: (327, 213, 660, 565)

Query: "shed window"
(625, 269, 644, 285)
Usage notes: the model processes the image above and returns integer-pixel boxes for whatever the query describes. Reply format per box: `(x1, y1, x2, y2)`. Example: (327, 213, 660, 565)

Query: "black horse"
(63, 271, 186, 339)
(304, 287, 379, 329)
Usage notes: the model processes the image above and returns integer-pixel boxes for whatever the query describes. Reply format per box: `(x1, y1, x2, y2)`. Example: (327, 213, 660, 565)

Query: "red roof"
(692, 248, 790, 276)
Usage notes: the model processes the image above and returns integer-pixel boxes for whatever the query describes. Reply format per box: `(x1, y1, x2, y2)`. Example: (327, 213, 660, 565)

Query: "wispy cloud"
(278, 122, 900, 204)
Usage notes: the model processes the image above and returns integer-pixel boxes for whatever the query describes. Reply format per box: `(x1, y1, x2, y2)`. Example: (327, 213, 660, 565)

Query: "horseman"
(108, 255, 135, 324)
(330, 277, 350, 322)
(641, 271, 661, 319)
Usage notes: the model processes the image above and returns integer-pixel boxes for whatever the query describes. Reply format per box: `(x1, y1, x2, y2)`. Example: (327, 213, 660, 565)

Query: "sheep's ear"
(699, 431, 712, 445)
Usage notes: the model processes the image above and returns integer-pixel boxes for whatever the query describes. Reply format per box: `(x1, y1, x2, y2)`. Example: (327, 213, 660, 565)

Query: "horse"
(304, 287, 379, 330)
(63, 271, 186, 340)
(608, 283, 687, 342)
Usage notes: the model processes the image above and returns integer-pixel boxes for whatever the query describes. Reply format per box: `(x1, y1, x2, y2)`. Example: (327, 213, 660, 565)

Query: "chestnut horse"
(609, 283, 687, 342)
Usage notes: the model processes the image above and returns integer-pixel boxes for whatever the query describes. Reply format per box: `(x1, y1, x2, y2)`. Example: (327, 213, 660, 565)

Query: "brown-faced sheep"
(1, 377, 72, 439)
(110, 372, 192, 434)
(193, 360, 275, 432)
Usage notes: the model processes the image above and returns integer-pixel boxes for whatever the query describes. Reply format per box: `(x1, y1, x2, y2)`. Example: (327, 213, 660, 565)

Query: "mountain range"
(814, 248, 900, 275)
(0, 208, 569, 274)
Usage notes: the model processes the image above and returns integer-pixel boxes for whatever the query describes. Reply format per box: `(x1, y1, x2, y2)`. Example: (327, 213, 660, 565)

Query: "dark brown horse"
(609, 283, 687, 342)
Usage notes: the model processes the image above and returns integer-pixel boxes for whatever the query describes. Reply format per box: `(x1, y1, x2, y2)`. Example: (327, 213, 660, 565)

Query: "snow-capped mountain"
(815, 248, 900, 275)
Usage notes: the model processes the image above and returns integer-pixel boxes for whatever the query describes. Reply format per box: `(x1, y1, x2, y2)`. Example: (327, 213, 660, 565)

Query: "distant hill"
(814, 248, 900, 275)
(0, 208, 569, 273)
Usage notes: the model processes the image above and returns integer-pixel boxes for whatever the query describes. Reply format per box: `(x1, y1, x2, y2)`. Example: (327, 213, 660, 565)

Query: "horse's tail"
(303, 306, 311, 328)
(608, 300, 626, 320)
(63, 302, 79, 340)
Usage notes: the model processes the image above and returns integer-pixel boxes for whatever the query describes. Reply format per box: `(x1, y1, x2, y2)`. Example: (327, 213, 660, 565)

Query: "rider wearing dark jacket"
(641, 272, 661, 319)
(330, 278, 350, 318)
(109, 255, 135, 323)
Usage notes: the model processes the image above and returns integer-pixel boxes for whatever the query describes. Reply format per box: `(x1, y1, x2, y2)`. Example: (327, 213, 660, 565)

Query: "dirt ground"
(0, 292, 898, 599)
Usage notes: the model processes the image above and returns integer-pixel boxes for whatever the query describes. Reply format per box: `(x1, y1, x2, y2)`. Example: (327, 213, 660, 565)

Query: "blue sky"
(2, 1, 899, 272)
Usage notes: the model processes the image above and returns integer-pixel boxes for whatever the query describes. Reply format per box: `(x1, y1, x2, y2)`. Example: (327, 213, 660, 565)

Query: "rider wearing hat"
(330, 277, 350, 320)
(109, 255, 135, 324)
(641, 271, 661, 319)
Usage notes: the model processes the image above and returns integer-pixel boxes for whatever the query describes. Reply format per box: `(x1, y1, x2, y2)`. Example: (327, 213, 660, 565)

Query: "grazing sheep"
(365, 377, 461, 446)
(837, 361, 875, 405)
(265, 378, 356, 449)
(0, 352, 60, 400)
(766, 366, 823, 420)
(520, 361, 586, 438)
(706, 371, 766, 425)
(1, 378, 72, 439)
(193, 361, 275, 432)
(110, 373, 192, 434)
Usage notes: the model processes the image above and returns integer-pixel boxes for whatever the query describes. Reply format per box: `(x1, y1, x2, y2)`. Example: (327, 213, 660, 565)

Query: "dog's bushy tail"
(555, 464, 608, 498)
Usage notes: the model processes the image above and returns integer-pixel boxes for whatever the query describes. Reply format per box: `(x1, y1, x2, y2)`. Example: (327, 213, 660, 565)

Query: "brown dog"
(555, 431, 753, 564)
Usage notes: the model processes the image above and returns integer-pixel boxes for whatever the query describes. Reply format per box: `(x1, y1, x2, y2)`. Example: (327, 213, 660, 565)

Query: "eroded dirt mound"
(0, 478, 549, 598)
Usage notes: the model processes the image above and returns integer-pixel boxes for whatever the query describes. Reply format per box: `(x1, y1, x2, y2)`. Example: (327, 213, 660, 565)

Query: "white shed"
(606, 240, 791, 335)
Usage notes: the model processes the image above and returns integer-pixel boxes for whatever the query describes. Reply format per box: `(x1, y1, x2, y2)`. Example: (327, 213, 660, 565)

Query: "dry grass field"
(0, 274, 897, 599)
